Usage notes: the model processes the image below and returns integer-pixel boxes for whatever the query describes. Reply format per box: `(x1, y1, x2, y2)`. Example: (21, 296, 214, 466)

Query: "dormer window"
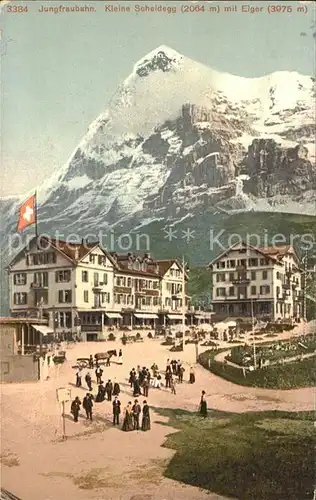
(134, 261, 140, 270)
(142, 262, 147, 272)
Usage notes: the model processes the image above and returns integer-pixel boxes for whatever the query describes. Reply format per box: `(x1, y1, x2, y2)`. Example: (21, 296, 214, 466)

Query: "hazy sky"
(1, 0, 315, 197)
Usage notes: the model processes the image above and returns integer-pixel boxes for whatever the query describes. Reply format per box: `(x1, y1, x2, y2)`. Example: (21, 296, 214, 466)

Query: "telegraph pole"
(251, 298, 257, 369)
(181, 256, 187, 347)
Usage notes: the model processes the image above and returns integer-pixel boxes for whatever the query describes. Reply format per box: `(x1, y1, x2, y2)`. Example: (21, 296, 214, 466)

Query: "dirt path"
(1, 338, 313, 500)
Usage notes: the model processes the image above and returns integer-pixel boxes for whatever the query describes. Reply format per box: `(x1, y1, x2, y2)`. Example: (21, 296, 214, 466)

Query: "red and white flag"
(17, 194, 36, 232)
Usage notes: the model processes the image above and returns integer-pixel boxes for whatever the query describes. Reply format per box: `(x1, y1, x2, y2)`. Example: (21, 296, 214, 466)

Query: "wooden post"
(62, 401, 66, 440)
(21, 325, 25, 355)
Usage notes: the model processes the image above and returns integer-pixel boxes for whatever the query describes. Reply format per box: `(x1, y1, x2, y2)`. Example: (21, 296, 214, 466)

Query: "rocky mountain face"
(1, 45, 315, 313)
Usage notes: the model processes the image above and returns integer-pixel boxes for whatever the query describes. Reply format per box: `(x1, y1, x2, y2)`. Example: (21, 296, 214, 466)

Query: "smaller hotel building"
(7, 236, 206, 341)
(209, 242, 303, 322)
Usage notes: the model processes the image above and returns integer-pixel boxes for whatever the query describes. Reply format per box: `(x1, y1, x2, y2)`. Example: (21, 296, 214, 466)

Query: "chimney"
(81, 238, 84, 245)
(74, 247, 79, 260)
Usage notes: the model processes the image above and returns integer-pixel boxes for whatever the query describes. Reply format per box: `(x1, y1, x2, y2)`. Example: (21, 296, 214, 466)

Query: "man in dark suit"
(112, 396, 121, 426)
(132, 399, 141, 430)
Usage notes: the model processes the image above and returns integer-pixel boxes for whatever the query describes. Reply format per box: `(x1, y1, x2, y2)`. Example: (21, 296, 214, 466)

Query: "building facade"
(209, 242, 303, 321)
(8, 236, 206, 340)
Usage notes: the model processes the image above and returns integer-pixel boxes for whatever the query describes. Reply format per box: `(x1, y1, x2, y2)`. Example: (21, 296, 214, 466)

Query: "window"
(29, 252, 56, 265)
(58, 312, 72, 328)
(84, 291, 89, 303)
(89, 254, 96, 264)
(98, 255, 106, 266)
(127, 278, 132, 287)
(251, 286, 256, 295)
(216, 288, 226, 297)
(13, 292, 27, 305)
(102, 273, 108, 285)
(276, 286, 280, 296)
(276, 272, 280, 280)
(228, 260, 236, 268)
(94, 273, 99, 286)
(238, 249, 247, 254)
(33, 272, 48, 287)
(134, 261, 140, 270)
(216, 273, 226, 282)
(153, 297, 158, 306)
(58, 290, 72, 303)
(251, 271, 256, 280)
(259, 285, 270, 295)
(100, 292, 110, 303)
(13, 273, 27, 285)
(237, 259, 246, 267)
(229, 272, 234, 281)
(82, 271, 88, 282)
(262, 271, 268, 280)
(229, 287, 235, 296)
(216, 261, 226, 269)
(249, 258, 258, 266)
(55, 270, 71, 283)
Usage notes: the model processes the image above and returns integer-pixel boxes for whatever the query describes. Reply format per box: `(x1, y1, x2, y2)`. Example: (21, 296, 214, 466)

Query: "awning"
(105, 312, 122, 319)
(31, 324, 54, 336)
(167, 314, 182, 320)
(134, 313, 158, 319)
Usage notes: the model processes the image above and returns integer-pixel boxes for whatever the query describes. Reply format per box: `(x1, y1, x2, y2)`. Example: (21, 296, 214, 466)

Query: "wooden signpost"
(56, 387, 71, 440)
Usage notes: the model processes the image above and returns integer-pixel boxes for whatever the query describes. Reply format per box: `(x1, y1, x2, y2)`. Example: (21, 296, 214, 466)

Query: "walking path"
(1, 336, 314, 500)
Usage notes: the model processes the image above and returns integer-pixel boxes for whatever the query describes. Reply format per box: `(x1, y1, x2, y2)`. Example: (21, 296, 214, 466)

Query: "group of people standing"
(70, 350, 206, 429)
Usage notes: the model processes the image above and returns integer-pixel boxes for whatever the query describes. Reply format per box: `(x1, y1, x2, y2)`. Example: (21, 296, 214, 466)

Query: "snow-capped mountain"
(1, 46, 315, 267)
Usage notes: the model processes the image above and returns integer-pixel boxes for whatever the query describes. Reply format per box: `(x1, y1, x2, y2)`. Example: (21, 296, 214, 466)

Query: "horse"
(95, 350, 117, 366)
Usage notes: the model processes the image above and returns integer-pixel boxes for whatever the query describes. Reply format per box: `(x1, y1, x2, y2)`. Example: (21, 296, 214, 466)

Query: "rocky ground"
(1, 328, 314, 500)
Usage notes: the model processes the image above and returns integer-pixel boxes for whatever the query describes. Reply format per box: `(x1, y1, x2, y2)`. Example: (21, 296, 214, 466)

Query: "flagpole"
(35, 190, 38, 239)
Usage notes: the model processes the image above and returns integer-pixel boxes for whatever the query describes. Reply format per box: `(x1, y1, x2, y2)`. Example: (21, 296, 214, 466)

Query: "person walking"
(170, 377, 177, 395)
(141, 401, 151, 431)
(112, 396, 121, 426)
(199, 390, 207, 418)
(105, 379, 113, 401)
(117, 349, 123, 365)
(132, 399, 141, 430)
(142, 378, 149, 398)
(113, 379, 120, 396)
(83, 393, 93, 421)
(85, 371, 92, 391)
(88, 355, 94, 369)
(189, 366, 195, 384)
(76, 368, 82, 387)
(70, 396, 81, 422)
(95, 366, 103, 385)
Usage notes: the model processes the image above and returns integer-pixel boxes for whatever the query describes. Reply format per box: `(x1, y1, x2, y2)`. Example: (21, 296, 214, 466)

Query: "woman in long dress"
(189, 366, 195, 384)
(199, 390, 207, 418)
(122, 402, 134, 431)
(117, 349, 123, 365)
(141, 401, 151, 431)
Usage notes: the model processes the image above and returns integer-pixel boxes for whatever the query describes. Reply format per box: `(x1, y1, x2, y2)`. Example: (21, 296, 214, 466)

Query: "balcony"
(121, 307, 135, 313)
(141, 288, 160, 296)
(31, 282, 48, 289)
(232, 278, 250, 285)
(114, 286, 132, 294)
(158, 307, 169, 313)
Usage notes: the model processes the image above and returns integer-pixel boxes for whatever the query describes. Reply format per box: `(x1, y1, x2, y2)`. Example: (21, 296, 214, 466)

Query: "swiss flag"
(17, 194, 36, 232)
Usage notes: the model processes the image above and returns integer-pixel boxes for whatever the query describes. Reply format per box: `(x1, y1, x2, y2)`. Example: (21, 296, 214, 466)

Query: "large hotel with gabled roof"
(7, 235, 211, 340)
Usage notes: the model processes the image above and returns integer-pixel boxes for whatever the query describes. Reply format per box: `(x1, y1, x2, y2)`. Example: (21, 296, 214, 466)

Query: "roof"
(45, 237, 99, 262)
(208, 242, 296, 267)
(0, 317, 48, 325)
(8, 236, 117, 268)
(156, 259, 177, 276)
